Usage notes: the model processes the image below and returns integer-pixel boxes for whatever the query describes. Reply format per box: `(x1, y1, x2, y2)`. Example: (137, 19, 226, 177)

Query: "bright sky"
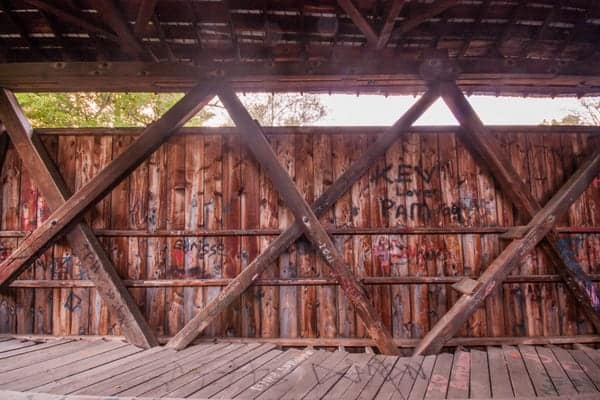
(318, 95, 593, 126)
(208, 94, 596, 126)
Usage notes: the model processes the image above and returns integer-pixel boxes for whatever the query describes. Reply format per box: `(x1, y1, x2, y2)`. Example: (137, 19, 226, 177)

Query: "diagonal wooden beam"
(0, 82, 216, 288)
(376, 0, 406, 50)
(0, 89, 158, 348)
(165, 86, 440, 351)
(94, 0, 157, 61)
(439, 81, 600, 333)
(414, 147, 600, 355)
(218, 86, 398, 354)
(134, 0, 159, 36)
(337, 0, 379, 46)
(21, 0, 120, 42)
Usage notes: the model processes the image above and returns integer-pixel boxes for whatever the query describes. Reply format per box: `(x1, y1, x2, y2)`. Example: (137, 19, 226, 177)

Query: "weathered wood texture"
(2, 340, 600, 399)
(0, 127, 597, 342)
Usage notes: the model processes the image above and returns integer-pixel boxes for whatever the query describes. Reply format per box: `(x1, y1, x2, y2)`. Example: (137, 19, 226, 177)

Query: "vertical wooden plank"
(127, 149, 148, 331)
(0, 145, 19, 333)
(352, 134, 370, 339)
(519, 345, 557, 396)
(89, 135, 112, 336)
(405, 133, 428, 339)
(447, 350, 470, 399)
(53, 135, 76, 336)
(527, 133, 558, 337)
(240, 142, 260, 337)
(385, 139, 410, 339)
(332, 133, 355, 338)
(487, 346, 513, 398)
(166, 136, 186, 336)
(421, 133, 444, 331)
(369, 133, 392, 333)
(559, 133, 582, 336)
(425, 353, 453, 398)
(184, 134, 204, 328)
(565, 133, 593, 335)
(147, 144, 168, 337)
(515, 132, 542, 337)
(259, 132, 279, 338)
(469, 348, 490, 398)
(222, 135, 242, 336)
(276, 134, 297, 338)
(476, 133, 503, 338)
(314, 133, 336, 339)
(437, 133, 464, 337)
(295, 133, 316, 339)
(497, 132, 525, 337)
(108, 135, 132, 337)
(203, 134, 223, 336)
(17, 138, 35, 334)
(503, 345, 536, 397)
(536, 346, 577, 395)
(457, 139, 485, 337)
(70, 136, 92, 335)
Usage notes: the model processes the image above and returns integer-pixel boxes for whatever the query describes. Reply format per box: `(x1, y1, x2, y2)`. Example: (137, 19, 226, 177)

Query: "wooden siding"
(0, 127, 598, 341)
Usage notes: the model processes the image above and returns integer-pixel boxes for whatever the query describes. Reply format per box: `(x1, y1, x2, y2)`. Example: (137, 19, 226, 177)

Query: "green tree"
(16, 92, 214, 128)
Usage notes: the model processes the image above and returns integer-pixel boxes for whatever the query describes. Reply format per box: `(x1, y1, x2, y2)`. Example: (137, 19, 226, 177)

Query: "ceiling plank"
(94, 0, 157, 61)
(337, 0, 378, 46)
(21, 0, 119, 42)
(376, 0, 406, 49)
(397, 0, 460, 35)
(134, 0, 159, 36)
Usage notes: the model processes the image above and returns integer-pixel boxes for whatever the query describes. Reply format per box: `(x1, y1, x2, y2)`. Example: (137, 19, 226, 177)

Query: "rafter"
(376, 0, 406, 49)
(0, 89, 158, 349)
(94, 0, 157, 61)
(165, 87, 440, 351)
(134, 0, 159, 36)
(0, 82, 217, 289)
(519, 3, 559, 58)
(21, 0, 119, 43)
(414, 146, 600, 355)
(337, 0, 378, 46)
(0, 0, 44, 60)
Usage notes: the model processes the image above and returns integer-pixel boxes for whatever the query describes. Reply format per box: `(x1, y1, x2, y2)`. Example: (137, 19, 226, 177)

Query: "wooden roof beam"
(134, 0, 159, 36)
(414, 143, 600, 355)
(0, 83, 217, 291)
(21, 0, 119, 42)
(164, 87, 440, 351)
(94, 0, 157, 61)
(337, 0, 378, 46)
(0, 89, 158, 349)
(0, 0, 45, 60)
(376, 0, 406, 50)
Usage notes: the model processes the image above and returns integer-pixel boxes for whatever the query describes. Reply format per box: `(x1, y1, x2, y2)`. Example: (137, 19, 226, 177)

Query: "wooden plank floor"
(0, 338, 600, 399)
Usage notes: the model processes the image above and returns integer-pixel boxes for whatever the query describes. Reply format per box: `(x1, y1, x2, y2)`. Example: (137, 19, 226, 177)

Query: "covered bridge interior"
(0, 0, 599, 398)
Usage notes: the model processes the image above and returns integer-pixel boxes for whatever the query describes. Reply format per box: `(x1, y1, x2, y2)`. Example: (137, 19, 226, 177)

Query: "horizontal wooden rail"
(34, 125, 600, 137)
(3, 333, 599, 349)
(0, 226, 598, 238)
(10, 275, 600, 288)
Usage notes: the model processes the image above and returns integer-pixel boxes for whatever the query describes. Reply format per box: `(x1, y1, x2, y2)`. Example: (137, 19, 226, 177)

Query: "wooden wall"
(0, 127, 599, 341)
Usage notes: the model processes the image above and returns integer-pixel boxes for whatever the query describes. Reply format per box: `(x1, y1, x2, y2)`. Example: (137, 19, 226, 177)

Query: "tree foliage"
(543, 98, 600, 126)
(15, 92, 327, 128)
(15, 92, 213, 128)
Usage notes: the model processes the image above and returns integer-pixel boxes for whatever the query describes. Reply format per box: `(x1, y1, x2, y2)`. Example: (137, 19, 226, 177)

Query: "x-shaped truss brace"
(0, 65, 598, 355)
